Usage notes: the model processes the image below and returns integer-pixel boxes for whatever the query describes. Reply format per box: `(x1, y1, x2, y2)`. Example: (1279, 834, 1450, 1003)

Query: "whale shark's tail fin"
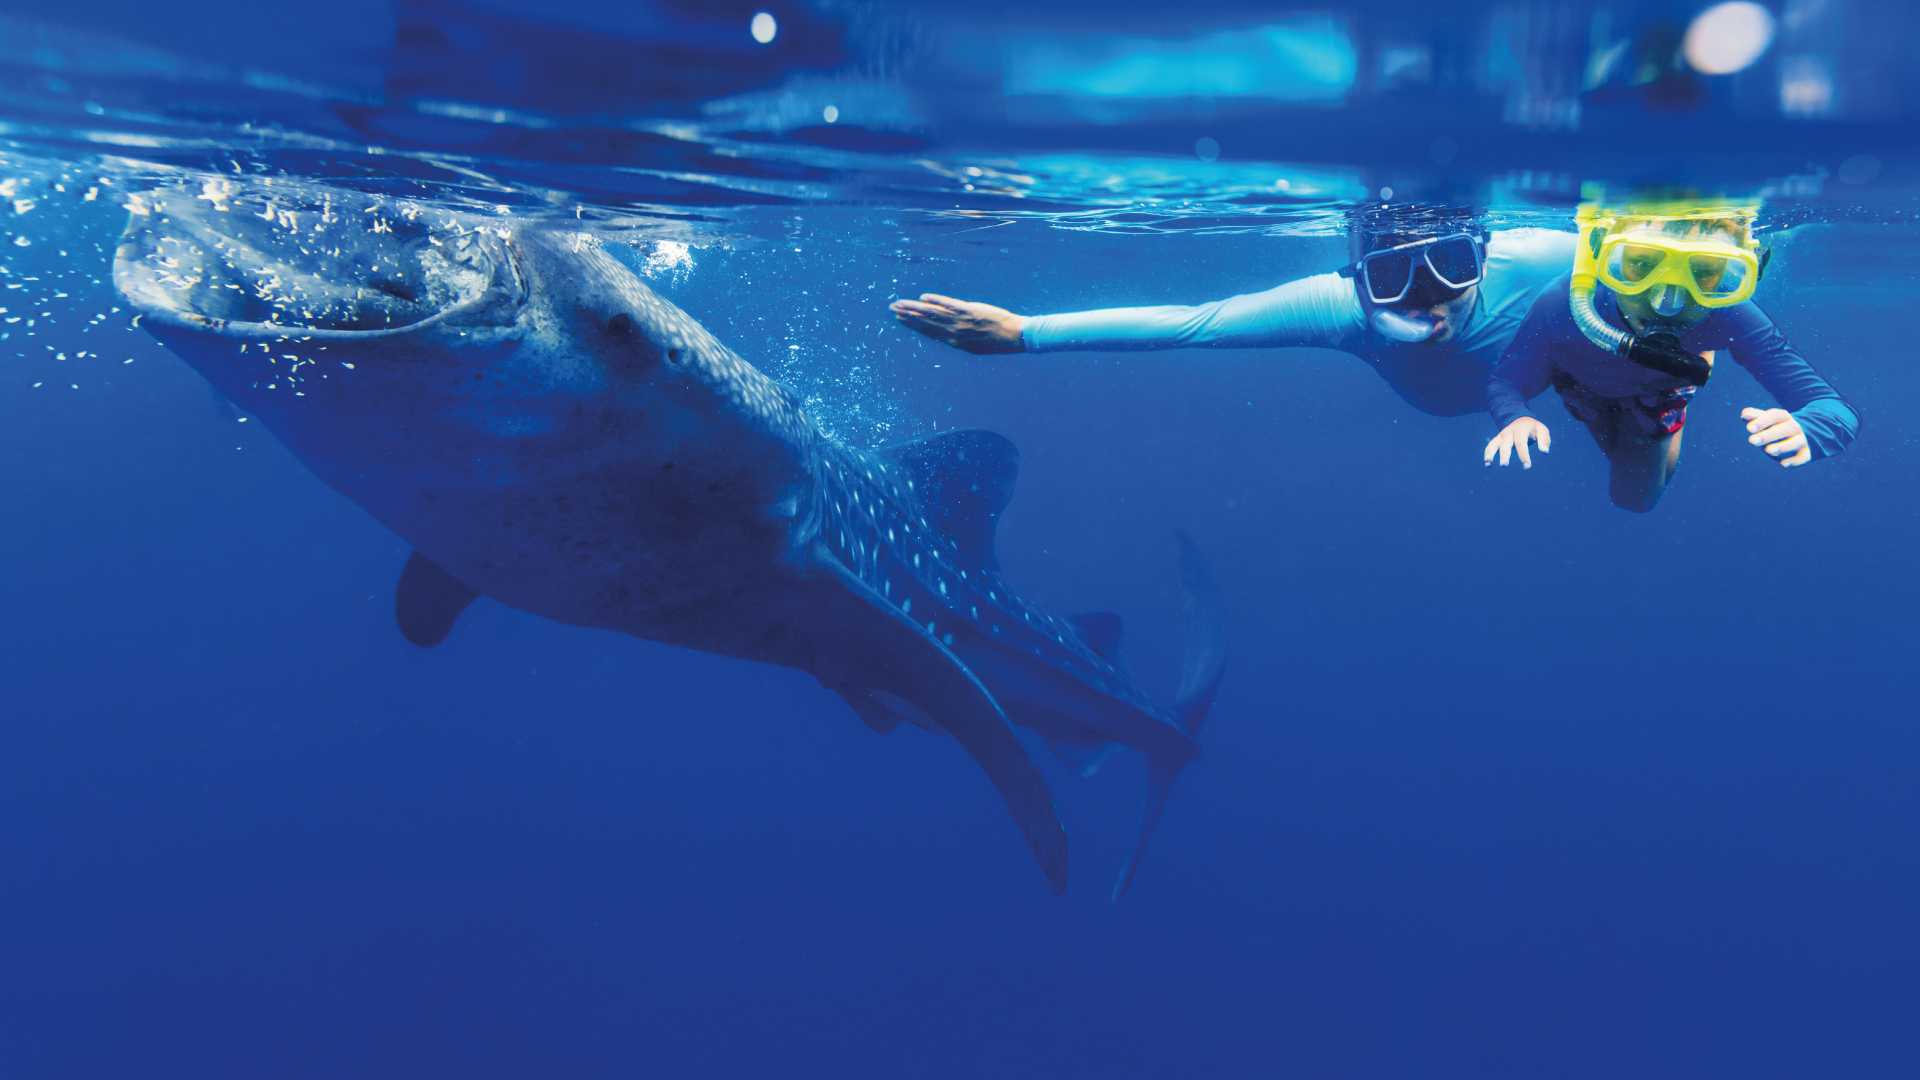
(1112, 530, 1228, 901)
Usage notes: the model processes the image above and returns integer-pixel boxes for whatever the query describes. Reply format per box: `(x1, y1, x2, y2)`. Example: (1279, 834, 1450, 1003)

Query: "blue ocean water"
(3, 3, 1917, 1077)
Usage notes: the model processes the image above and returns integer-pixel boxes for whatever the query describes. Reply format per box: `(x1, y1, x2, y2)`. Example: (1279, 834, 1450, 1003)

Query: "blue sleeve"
(1717, 303, 1860, 460)
(1021, 272, 1363, 353)
(1486, 280, 1566, 428)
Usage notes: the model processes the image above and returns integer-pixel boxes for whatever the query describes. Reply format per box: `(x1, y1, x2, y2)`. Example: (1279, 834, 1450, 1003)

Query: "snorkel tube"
(1369, 307, 1442, 343)
(1570, 204, 1713, 385)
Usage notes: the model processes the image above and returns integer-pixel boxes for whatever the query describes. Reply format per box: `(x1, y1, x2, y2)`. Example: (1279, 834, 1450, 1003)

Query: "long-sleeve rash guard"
(1487, 276, 1859, 461)
(1019, 228, 1577, 417)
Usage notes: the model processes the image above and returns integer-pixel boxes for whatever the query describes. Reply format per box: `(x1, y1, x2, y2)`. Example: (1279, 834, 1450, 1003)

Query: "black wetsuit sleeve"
(1721, 303, 1859, 460)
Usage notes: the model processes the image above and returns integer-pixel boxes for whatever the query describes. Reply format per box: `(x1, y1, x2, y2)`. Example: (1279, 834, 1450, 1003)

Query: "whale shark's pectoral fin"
(1043, 734, 1118, 779)
(395, 551, 479, 648)
(1069, 611, 1125, 665)
(841, 688, 905, 734)
(807, 547, 1068, 893)
(831, 686, 938, 736)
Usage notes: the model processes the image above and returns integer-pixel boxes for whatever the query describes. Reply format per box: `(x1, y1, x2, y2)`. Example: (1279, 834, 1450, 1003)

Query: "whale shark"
(111, 192, 1226, 895)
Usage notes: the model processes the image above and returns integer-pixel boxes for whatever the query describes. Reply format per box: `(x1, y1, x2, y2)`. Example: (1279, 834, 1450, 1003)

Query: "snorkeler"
(890, 204, 1574, 419)
(1482, 200, 1859, 512)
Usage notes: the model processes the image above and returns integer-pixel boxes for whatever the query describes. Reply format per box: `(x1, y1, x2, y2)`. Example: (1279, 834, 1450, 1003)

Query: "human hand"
(1741, 407, 1811, 468)
(889, 293, 1025, 355)
(1483, 417, 1552, 469)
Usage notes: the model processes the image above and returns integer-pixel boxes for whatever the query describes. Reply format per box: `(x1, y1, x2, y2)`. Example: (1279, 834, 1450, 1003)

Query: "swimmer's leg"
(1606, 427, 1684, 514)
(1574, 405, 1621, 458)
(1607, 352, 1710, 513)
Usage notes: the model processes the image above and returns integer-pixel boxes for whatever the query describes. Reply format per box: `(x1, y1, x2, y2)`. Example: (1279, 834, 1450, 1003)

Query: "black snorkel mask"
(1339, 231, 1487, 344)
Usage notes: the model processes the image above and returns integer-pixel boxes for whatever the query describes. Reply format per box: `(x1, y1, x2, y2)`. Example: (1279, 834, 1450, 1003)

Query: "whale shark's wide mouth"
(113, 191, 514, 340)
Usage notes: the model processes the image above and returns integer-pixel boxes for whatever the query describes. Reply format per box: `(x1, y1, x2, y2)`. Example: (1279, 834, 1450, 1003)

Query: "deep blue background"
(4, 189, 1917, 1078)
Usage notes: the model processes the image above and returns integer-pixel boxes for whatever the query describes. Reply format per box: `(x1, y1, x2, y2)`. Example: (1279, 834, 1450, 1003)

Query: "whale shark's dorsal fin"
(878, 429, 1017, 571)
(395, 551, 479, 648)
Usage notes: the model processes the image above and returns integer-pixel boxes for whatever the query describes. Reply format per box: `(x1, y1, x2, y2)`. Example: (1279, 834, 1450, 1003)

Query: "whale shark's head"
(113, 189, 818, 553)
(112, 193, 803, 437)
(110, 193, 708, 374)
(113, 194, 523, 349)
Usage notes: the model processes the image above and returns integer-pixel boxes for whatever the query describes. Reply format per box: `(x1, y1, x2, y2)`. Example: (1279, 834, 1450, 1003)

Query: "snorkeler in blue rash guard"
(1483, 201, 1859, 513)
(890, 205, 1576, 418)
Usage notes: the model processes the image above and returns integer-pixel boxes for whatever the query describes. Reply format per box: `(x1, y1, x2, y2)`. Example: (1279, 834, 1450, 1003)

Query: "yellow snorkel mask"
(1568, 199, 1765, 385)
(1589, 206, 1762, 309)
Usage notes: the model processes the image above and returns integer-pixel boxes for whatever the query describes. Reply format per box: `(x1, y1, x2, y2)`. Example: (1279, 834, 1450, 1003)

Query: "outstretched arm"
(1722, 304, 1860, 467)
(1483, 289, 1561, 469)
(887, 294, 1026, 354)
(890, 273, 1364, 356)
